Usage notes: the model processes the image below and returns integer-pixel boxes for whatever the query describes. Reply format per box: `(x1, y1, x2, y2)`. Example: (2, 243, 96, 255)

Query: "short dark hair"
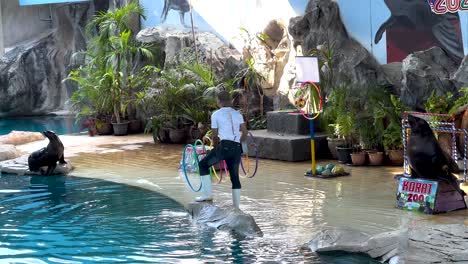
(217, 90, 231, 103)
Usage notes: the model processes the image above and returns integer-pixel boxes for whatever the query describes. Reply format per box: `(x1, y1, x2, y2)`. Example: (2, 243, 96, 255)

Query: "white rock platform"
(308, 224, 468, 264)
(0, 154, 73, 176)
(187, 202, 263, 238)
(0, 144, 18, 161)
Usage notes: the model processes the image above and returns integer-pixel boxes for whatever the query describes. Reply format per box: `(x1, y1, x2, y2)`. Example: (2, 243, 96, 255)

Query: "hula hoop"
(292, 81, 322, 120)
(240, 132, 259, 178)
(200, 135, 225, 184)
(217, 160, 229, 181)
(182, 144, 202, 192)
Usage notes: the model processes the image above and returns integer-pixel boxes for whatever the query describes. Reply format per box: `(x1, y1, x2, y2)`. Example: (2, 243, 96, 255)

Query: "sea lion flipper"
(375, 17, 396, 44)
(45, 164, 57, 176)
(432, 18, 464, 61)
(442, 149, 459, 173)
(59, 155, 67, 164)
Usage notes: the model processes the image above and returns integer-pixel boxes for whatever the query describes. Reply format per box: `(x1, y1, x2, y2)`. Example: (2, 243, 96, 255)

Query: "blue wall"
(19, 0, 89, 5)
(140, 0, 468, 64)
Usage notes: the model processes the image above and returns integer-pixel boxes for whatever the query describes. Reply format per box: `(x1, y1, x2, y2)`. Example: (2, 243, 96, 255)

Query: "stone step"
(248, 130, 329, 161)
(266, 111, 322, 135)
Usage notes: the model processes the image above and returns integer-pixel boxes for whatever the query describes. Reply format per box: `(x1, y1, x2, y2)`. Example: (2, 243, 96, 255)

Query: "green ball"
(332, 165, 345, 174)
(322, 169, 332, 176)
(316, 165, 325, 174)
(325, 163, 335, 171)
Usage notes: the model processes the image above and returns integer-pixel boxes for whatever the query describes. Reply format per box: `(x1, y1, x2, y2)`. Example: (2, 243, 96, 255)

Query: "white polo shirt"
(211, 107, 244, 143)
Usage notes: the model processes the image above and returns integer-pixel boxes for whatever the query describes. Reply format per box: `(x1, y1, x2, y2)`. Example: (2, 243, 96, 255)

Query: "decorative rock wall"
(136, 26, 240, 80)
(0, 4, 93, 117)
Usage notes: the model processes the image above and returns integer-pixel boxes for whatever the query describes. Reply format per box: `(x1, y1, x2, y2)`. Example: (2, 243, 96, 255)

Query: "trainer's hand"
(213, 136, 220, 146)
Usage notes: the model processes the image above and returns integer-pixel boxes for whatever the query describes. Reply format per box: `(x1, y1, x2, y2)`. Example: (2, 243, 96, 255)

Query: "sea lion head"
(42, 130, 58, 140)
(408, 115, 433, 136)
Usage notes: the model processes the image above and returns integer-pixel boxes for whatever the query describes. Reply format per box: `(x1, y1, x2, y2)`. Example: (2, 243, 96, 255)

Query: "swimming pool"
(0, 174, 379, 263)
(0, 116, 83, 136)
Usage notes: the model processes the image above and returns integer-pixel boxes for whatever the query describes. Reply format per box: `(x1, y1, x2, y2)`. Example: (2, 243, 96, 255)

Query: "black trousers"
(199, 140, 242, 189)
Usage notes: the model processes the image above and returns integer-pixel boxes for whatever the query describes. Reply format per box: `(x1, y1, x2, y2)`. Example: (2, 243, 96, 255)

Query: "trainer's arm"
(240, 123, 248, 142)
(212, 128, 219, 146)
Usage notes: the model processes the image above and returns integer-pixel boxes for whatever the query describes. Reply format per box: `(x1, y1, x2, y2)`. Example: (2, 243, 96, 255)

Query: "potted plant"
(383, 121, 404, 165)
(95, 116, 113, 135)
(357, 111, 384, 166)
(326, 123, 347, 161)
(182, 105, 211, 142)
(327, 84, 359, 164)
(335, 114, 358, 164)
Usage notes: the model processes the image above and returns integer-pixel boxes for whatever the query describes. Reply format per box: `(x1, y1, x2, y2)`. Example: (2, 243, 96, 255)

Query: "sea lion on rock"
(28, 131, 66, 176)
(407, 115, 465, 195)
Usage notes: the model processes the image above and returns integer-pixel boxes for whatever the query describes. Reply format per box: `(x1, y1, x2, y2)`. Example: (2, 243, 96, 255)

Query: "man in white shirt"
(196, 91, 248, 209)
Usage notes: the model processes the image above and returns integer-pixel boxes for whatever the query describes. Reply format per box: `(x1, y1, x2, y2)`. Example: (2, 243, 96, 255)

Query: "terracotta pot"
(387, 149, 404, 166)
(327, 137, 345, 159)
(367, 151, 384, 166)
(351, 152, 366, 166)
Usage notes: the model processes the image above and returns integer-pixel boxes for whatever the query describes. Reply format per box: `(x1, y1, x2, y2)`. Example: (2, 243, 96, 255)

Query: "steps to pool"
(248, 111, 328, 161)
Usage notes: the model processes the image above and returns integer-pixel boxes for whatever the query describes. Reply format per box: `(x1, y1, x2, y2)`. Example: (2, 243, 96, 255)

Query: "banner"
(396, 178, 438, 213)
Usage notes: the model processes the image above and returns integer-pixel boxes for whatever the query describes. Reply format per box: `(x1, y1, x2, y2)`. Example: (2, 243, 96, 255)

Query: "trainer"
(196, 91, 248, 209)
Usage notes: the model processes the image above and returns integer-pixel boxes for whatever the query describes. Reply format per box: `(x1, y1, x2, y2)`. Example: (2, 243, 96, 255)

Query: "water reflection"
(0, 116, 83, 135)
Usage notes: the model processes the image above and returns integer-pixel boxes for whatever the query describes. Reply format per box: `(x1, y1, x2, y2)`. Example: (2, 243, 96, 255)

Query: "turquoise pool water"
(0, 116, 83, 136)
(0, 174, 380, 263)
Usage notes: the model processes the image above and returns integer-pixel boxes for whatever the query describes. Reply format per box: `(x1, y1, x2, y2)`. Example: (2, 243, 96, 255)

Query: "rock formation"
(288, 0, 389, 91)
(0, 1, 125, 117)
(0, 131, 45, 145)
(136, 26, 240, 80)
(0, 3, 93, 117)
(187, 202, 263, 238)
(0, 145, 18, 162)
(308, 224, 468, 264)
(400, 47, 459, 110)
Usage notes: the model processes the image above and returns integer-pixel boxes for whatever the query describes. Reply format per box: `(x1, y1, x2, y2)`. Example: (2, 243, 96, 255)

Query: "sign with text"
(19, 0, 89, 6)
(396, 178, 438, 213)
(427, 0, 468, 14)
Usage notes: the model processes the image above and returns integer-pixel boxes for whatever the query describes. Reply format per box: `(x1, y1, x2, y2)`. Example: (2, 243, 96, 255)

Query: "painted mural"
(140, 0, 468, 64)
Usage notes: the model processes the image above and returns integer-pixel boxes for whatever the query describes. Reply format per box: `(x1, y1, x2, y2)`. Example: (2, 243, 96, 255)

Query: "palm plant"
(86, 3, 153, 124)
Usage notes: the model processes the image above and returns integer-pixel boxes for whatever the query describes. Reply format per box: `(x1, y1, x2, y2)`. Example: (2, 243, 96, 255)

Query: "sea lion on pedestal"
(407, 115, 465, 196)
(28, 131, 67, 176)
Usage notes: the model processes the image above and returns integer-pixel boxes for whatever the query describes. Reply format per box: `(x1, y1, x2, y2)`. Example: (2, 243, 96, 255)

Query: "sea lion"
(375, 0, 463, 62)
(161, 0, 190, 27)
(28, 131, 67, 176)
(407, 115, 465, 195)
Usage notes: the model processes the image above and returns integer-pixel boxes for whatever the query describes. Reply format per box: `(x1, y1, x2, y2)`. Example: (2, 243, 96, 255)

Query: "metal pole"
(310, 118, 316, 175)
(189, 0, 199, 63)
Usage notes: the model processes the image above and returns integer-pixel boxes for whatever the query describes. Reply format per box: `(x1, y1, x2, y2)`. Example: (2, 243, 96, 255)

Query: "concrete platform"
(266, 111, 322, 135)
(249, 129, 329, 161)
